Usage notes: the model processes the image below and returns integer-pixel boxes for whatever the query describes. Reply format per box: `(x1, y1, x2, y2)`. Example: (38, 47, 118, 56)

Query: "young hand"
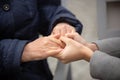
(54, 36, 93, 63)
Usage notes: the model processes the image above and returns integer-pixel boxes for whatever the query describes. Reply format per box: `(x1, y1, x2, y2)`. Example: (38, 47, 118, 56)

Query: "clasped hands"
(22, 23, 97, 63)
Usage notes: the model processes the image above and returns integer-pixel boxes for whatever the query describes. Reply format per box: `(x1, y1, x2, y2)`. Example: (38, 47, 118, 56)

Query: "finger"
(52, 54, 60, 59)
(51, 50, 63, 58)
(71, 29, 76, 33)
(50, 33, 60, 39)
(49, 37, 64, 48)
(60, 26, 67, 36)
(65, 33, 75, 39)
(66, 27, 71, 33)
(65, 32, 79, 39)
(52, 29, 61, 35)
(60, 36, 72, 45)
(66, 26, 75, 33)
(47, 49, 63, 56)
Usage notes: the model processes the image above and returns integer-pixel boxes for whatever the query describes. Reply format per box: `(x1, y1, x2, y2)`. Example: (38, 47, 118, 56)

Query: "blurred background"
(48, 0, 120, 80)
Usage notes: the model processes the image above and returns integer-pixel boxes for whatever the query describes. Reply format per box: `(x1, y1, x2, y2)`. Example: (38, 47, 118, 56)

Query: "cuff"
(4, 40, 28, 73)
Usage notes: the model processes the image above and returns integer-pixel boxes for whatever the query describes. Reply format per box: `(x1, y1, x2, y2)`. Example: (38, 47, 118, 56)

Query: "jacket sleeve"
(90, 51, 120, 80)
(0, 39, 28, 74)
(90, 37, 120, 80)
(49, 6, 83, 34)
(93, 37, 120, 57)
(38, 0, 83, 35)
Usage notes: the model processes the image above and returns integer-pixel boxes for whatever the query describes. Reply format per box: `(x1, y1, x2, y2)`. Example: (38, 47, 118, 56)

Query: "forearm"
(90, 51, 120, 80)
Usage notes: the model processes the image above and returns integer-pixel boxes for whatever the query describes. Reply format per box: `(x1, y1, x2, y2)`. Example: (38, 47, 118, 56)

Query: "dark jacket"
(0, 0, 83, 80)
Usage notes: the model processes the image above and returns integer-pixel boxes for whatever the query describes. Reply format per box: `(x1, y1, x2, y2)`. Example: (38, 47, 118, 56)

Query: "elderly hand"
(54, 36, 93, 63)
(51, 23, 76, 36)
(22, 35, 63, 62)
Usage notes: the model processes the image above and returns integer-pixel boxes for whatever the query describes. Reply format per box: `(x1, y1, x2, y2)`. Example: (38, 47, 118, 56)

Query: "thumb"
(50, 33, 60, 39)
(60, 36, 71, 45)
(65, 32, 79, 39)
(65, 33, 74, 39)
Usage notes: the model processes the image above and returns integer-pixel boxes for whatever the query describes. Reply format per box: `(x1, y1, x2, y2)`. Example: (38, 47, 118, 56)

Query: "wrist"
(84, 47, 94, 62)
(22, 44, 31, 62)
(22, 43, 38, 62)
(86, 43, 98, 52)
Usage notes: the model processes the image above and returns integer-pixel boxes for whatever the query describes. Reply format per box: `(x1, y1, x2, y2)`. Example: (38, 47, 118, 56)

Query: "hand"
(51, 23, 76, 36)
(54, 36, 93, 63)
(22, 35, 62, 62)
(65, 32, 98, 51)
(65, 32, 88, 45)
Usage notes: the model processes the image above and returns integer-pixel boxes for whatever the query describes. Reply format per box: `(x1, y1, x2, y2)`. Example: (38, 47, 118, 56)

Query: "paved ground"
(48, 0, 98, 80)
